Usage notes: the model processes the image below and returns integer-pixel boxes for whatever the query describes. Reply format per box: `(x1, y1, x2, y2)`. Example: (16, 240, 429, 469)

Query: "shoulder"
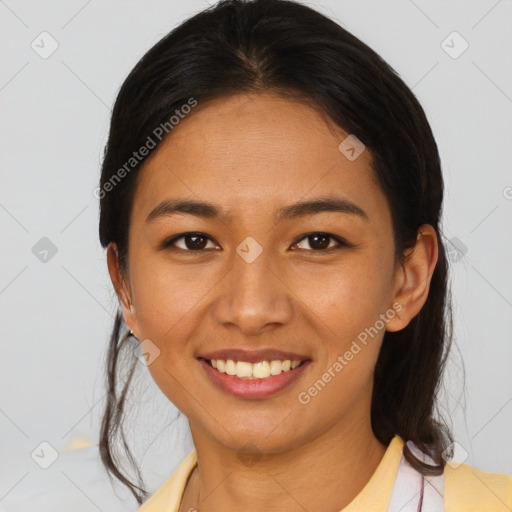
(444, 461, 512, 511)
(137, 449, 198, 512)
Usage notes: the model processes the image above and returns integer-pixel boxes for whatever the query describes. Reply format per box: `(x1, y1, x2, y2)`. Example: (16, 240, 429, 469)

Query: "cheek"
(292, 256, 389, 336)
(291, 257, 390, 395)
(130, 256, 215, 338)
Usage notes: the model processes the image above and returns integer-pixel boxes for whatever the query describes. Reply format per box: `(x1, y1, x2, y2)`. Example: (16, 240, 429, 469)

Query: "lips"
(196, 348, 312, 398)
(198, 357, 311, 399)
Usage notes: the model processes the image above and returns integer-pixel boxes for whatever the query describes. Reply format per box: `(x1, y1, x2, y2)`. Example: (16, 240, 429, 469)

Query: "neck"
(180, 419, 388, 512)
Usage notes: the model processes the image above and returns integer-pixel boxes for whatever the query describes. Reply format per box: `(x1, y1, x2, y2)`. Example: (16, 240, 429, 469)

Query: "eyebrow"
(145, 196, 369, 224)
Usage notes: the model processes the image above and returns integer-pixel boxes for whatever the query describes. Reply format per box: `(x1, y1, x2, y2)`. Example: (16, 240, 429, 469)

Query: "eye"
(161, 232, 219, 252)
(161, 231, 349, 253)
(290, 232, 348, 252)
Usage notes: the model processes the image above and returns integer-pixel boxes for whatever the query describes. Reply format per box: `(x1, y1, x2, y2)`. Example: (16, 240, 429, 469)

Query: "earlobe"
(386, 225, 439, 333)
(386, 302, 411, 332)
(385, 301, 407, 332)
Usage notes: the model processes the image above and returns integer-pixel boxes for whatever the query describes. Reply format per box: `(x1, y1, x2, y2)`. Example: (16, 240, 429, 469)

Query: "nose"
(211, 244, 294, 336)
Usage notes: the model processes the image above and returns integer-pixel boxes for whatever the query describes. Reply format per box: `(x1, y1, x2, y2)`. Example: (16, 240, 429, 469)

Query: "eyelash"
(160, 231, 350, 254)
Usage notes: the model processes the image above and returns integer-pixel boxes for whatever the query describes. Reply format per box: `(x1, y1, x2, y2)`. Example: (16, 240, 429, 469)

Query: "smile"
(206, 358, 306, 379)
(197, 357, 311, 399)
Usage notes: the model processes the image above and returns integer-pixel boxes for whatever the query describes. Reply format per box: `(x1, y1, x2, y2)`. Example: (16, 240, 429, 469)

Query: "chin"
(207, 422, 309, 456)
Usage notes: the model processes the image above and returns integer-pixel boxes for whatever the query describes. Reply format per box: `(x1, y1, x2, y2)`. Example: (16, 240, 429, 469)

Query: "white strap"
(387, 441, 445, 512)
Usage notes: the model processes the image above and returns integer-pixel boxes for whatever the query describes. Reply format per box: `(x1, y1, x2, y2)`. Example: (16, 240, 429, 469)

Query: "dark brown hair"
(98, 0, 457, 504)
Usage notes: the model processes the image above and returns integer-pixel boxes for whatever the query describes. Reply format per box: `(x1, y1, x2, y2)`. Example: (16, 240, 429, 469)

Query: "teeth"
(236, 361, 253, 378)
(225, 359, 237, 375)
(270, 360, 282, 375)
(252, 361, 270, 379)
(208, 358, 304, 379)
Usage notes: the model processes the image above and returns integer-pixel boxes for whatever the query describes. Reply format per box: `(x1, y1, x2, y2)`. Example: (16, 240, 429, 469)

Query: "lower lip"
(198, 358, 311, 399)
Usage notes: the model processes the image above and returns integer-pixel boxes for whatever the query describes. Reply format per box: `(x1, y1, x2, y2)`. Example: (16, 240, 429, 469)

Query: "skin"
(107, 92, 438, 512)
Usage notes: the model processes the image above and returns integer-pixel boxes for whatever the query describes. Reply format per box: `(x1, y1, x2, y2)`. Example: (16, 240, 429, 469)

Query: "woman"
(97, 0, 512, 510)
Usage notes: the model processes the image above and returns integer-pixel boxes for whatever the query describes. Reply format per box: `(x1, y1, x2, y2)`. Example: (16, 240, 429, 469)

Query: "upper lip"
(198, 348, 310, 364)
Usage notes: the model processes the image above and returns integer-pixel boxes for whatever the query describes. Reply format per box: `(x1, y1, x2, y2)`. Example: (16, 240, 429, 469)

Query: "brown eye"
(291, 232, 347, 252)
(162, 232, 218, 251)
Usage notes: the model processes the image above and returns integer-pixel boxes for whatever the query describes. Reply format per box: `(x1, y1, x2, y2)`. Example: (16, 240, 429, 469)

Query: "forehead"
(131, 93, 389, 228)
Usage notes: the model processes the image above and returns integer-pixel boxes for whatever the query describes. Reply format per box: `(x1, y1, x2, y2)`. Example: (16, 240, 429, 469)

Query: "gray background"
(1, 0, 511, 510)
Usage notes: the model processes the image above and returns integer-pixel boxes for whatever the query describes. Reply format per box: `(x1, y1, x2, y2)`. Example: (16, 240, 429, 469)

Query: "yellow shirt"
(137, 435, 512, 511)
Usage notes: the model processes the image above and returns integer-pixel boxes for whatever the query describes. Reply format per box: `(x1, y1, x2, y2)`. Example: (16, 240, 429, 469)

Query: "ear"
(106, 242, 140, 338)
(386, 224, 439, 332)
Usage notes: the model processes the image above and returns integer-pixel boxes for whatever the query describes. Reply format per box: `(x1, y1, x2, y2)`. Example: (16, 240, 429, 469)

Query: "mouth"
(199, 357, 308, 379)
(196, 349, 312, 399)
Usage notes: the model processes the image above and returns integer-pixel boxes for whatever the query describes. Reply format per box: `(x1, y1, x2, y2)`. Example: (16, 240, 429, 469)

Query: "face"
(110, 92, 412, 454)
